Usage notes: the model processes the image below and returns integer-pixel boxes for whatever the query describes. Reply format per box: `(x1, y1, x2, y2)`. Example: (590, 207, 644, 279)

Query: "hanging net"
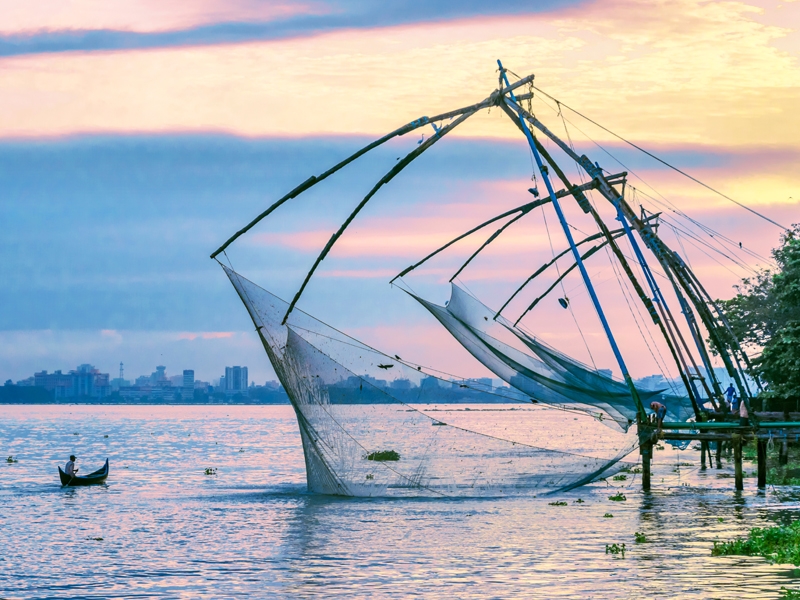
(223, 265, 638, 497)
(409, 284, 696, 432)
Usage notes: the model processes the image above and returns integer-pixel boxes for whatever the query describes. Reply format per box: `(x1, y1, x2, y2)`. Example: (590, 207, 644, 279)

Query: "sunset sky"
(1, 0, 798, 385)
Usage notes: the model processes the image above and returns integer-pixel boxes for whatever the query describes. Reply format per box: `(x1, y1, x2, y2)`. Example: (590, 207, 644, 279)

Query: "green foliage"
(768, 467, 800, 486)
(603, 513, 614, 518)
(548, 501, 568, 506)
(204, 467, 217, 475)
(608, 492, 627, 502)
(612, 474, 627, 481)
(605, 543, 626, 557)
(715, 224, 800, 398)
(634, 531, 647, 543)
(6, 456, 17, 463)
(780, 587, 800, 599)
(366, 450, 400, 461)
(712, 519, 800, 565)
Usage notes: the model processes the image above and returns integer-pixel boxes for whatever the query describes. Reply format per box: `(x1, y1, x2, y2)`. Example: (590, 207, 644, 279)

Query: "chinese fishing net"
(409, 283, 696, 431)
(223, 265, 639, 498)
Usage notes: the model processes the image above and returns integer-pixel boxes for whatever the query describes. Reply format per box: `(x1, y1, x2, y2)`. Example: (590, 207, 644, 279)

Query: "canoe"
(58, 459, 109, 486)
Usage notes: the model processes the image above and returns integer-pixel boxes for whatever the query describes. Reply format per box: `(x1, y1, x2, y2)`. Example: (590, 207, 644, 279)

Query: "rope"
(531, 85, 789, 232)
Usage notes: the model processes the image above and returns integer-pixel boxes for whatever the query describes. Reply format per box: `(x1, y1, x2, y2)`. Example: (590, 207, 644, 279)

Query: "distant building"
(33, 365, 110, 399)
(223, 366, 248, 395)
(182, 370, 194, 400)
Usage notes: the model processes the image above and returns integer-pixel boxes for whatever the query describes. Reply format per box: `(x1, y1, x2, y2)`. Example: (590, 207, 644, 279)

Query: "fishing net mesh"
(224, 266, 638, 498)
(411, 284, 695, 431)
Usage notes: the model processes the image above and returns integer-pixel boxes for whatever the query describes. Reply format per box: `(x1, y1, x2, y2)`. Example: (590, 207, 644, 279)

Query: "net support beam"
(497, 59, 646, 423)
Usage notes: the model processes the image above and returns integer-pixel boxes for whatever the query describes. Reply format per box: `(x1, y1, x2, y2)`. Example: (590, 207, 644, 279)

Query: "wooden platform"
(638, 417, 800, 492)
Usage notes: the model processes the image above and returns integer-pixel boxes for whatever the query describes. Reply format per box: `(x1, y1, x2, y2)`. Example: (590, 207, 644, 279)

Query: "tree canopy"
(717, 224, 800, 399)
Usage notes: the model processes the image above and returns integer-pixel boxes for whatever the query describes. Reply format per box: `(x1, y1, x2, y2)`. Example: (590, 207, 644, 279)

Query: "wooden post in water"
(715, 440, 723, 469)
(757, 439, 767, 488)
(733, 434, 743, 491)
(641, 441, 652, 491)
(780, 440, 789, 466)
(700, 440, 707, 469)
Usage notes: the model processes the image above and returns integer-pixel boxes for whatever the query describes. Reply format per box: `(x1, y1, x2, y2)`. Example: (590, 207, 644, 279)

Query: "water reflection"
(1, 405, 799, 598)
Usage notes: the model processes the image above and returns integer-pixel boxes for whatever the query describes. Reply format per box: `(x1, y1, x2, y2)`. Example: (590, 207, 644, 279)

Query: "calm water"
(1, 405, 799, 599)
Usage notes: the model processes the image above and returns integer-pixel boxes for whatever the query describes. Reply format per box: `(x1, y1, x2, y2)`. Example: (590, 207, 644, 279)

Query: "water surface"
(2, 405, 799, 599)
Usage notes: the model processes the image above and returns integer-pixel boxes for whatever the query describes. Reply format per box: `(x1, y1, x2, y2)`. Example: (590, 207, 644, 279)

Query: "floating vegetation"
(608, 492, 627, 502)
(239, 448, 245, 453)
(365, 474, 374, 480)
(718, 517, 724, 523)
(204, 468, 217, 475)
(548, 501, 568, 506)
(86, 537, 103, 541)
(366, 450, 400, 462)
(605, 543, 626, 557)
(613, 474, 627, 481)
(712, 520, 800, 565)
(603, 513, 614, 518)
(634, 531, 648, 543)
(655, 445, 665, 451)
(6, 456, 17, 463)
(574, 498, 584, 503)
(780, 587, 800, 599)
(73, 432, 79, 436)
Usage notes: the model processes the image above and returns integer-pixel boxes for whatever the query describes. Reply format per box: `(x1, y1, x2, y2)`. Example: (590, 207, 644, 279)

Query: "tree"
(717, 224, 800, 400)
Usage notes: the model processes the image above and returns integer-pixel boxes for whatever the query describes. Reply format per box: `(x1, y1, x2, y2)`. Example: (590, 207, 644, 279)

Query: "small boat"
(58, 459, 109, 486)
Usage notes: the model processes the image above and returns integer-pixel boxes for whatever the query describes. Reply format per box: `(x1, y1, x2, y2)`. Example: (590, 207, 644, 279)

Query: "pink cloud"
(0, 0, 316, 35)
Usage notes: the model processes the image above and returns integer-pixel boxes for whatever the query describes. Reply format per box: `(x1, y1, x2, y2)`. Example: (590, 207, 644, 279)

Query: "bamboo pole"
(282, 107, 480, 324)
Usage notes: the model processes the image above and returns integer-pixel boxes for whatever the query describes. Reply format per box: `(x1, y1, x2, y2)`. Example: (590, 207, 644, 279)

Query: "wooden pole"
(641, 441, 652, 491)
(733, 435, 743, 491)
(757, 439, 767, 488)
(716, 440, 723, 469)
(780, 440, 789, 466)
(700, 440, 707, 470)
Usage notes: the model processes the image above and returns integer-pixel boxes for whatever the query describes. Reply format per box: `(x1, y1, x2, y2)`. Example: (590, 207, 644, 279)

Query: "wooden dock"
(638, 415, 800, 492)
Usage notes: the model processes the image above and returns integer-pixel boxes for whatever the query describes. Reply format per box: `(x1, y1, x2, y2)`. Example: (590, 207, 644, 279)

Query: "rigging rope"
(531, 85, 789, 232)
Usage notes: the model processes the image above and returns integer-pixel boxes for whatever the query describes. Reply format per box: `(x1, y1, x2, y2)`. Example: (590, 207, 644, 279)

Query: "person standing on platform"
(650, 400, 667, 433)
(739, 397, 749, 427)
(725, 383, 736, 413)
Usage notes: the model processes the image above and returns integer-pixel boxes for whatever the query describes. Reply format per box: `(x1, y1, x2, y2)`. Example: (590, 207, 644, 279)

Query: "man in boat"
(650, 400, 667, 433)
(65, 455, 78, 477)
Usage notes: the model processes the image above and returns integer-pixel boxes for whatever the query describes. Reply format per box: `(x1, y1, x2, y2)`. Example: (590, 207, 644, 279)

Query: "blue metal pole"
(496, 60, 644, 419)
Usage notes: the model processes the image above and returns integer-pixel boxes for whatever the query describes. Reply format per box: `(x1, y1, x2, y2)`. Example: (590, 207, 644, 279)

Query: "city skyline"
(1, 0, 797, 387)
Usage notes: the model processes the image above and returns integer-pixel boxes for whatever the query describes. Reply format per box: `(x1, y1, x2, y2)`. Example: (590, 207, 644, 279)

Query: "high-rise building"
(182, 370, 194, 400)
(223, 366, 248, 394)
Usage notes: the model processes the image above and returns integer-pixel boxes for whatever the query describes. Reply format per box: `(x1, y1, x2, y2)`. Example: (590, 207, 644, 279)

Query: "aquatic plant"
(768, 467, 800, 486)
(204, 468, 217, 475)
(608, 492, 627, 502)
(603, 513, 614, 518)
(780, 587, 800, 599)
(634, 531, 647, 543)
(86, 537, 103, 541)
(718, 517, 724, 523)
(548, 501, 567, 506)
(103, 435, 109, 438)
(612, 474, 627, 481)
(712, 520, 800, 565)
(365, 474, 374, 480)
(605, 543, 625, 557)
(366, 450, 400, 462)
(574, 498, 584, 503)
(6, 456, 17, 463)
